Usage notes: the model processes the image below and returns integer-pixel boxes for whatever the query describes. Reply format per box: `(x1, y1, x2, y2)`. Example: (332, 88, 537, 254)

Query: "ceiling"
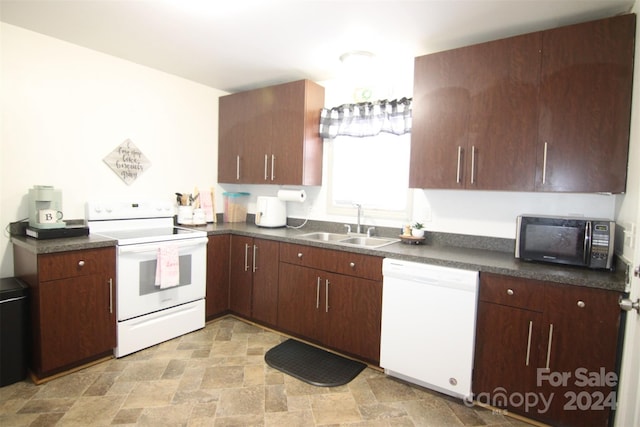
(0, 0, 635, 93)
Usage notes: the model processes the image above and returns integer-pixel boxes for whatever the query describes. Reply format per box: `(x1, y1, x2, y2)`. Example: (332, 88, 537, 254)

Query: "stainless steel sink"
(297, 232, 347, 242)
(297, 232, 399, 249)
(339, 236, 398, 247)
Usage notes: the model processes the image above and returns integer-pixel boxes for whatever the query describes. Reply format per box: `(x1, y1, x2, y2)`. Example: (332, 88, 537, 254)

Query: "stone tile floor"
(0, 317, 534, 426)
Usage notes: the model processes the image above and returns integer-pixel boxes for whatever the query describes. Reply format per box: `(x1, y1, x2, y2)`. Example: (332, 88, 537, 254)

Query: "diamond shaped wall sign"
(103, 138, 151, 185)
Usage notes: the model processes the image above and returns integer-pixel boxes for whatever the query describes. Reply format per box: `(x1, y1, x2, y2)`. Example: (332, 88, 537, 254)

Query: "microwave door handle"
(584, 221, 592, 265)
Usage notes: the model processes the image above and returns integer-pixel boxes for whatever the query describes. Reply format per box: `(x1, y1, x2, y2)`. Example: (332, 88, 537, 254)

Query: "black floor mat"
(264, 339, 366, 387)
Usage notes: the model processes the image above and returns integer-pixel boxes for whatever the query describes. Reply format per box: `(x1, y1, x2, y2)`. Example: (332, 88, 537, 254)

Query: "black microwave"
(515, 215, 615, 270)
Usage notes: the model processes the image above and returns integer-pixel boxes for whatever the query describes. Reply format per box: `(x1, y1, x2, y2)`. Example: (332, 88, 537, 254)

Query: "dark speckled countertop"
(195, 220, 628, 293)
(11, 219, 628, 293)
(12, 233, 117, 253)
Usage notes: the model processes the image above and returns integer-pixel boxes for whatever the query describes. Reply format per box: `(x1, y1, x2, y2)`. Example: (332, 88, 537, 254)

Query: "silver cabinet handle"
(456, 146, 462, 183)
(244, 243, 250, 272)
(542, 142, 548, 184)
(108, 278, 113, 314)
(470, 146, 476, 185)
(349, 262, 355, 268)
(507, 288, 514, 296)
(525, 320, 532, 366)
(252, 244, 257, 273)
(271, 154, 275, 181)
(297, 252, 303, 259)
(264, 154, 268, 181)
(78, 260, 85, 267)
(584, 221, 592, 266)
(577, 300, 586, 308)
(236, 155, 240, 181)
(545, 323, 554, 370)
(316, 277, 321, 309)
(325, 279, 330, 313)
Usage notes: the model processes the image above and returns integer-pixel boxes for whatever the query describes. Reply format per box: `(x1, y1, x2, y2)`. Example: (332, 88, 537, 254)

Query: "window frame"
(325, 133, 413, 222)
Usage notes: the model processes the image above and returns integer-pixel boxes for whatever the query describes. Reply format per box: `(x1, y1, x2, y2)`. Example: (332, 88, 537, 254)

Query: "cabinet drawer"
(544, 282, 621, 315)
(479, 273, 544, 311)
(333, 252, 382, 281)
(38, 249, 109, 282)
(280, 243, 383, 281)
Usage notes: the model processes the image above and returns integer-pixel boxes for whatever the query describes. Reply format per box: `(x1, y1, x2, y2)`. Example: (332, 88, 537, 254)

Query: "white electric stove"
(86, 199, 208, 357)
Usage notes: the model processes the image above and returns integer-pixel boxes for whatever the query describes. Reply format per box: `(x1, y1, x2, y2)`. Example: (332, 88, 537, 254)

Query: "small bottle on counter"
(403, 225, 411, 236)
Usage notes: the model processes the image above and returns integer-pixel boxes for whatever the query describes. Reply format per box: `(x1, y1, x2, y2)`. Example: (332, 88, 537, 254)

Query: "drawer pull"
(542, 142, 548, 185)
(456, 146, 462, 183)
(108, 278, 113, 314)
(349, 262, 355, 268)
(264, 154, 268, 181)
(78, 260, 85, 267)
(470, 145, 476, 185)
(297, 252, 303, 259)
(252, 245, 258, 273)
(325, 279, 330, 312)
(506, 288, 514, 296)
(525, 320, 533, 366)
(271, 154, 276, 181)
(577, 300, 586, 308)
(545, 324, 554, 370)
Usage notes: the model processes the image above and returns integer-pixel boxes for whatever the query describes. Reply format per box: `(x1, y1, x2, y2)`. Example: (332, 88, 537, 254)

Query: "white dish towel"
(155, 245, 180, 288)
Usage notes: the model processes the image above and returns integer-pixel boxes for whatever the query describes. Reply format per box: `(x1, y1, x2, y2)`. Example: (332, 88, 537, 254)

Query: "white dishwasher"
(380, 258, 479, 400)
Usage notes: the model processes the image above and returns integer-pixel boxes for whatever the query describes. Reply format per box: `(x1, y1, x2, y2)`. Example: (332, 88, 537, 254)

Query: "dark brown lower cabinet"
(13, 245, 117, 380)
(277, 262, 323, 343)
(323, 271, 382, 363)
(474, 303, 543, 398)
(229, 236, 279, 326)
(229, 235, 253, 317)
(206, 234, 230, 320)
(250, 239, 280, 326)
(473, 273, 622, 427)
(277, 243, 383, 364)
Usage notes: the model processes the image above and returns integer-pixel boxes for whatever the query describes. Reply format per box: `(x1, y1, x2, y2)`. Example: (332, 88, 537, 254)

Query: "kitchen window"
(327, 132, 411, 220)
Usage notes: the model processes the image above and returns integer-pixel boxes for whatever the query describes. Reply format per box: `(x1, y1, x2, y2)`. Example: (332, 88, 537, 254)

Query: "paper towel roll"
(277, 189, 307, 203)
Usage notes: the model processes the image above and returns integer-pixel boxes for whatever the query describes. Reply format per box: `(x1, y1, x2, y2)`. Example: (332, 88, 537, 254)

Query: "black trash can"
(0, 277, 29, 387)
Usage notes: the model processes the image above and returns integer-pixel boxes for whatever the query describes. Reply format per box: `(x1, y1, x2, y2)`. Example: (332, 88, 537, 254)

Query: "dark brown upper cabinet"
(218, 79, 325, 185)
(410, 14, 635, 193)
(411, 32, 541, 190)
(536, 14, 635, 193)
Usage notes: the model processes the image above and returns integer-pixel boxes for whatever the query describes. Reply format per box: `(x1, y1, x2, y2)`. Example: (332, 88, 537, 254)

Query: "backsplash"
(284, 217, 515, 253)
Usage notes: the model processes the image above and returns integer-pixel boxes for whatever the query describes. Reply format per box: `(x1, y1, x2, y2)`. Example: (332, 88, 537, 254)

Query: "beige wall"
(0, 23, 227, 277)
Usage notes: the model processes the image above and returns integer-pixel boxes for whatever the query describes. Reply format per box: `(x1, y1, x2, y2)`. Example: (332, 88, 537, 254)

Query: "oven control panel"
(86, 200, 174, 221)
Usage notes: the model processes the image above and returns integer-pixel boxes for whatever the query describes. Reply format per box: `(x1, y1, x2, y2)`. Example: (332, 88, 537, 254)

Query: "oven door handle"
(117, 237, 208, 254)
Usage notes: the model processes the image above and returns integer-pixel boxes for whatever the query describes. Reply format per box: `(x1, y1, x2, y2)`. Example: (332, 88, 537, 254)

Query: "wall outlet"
(617, 221, 635, 262)
(624, 222, 635, 250)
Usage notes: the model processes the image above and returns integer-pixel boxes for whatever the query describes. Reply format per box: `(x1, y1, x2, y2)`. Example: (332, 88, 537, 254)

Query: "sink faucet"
(354, 203, 362, 234)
